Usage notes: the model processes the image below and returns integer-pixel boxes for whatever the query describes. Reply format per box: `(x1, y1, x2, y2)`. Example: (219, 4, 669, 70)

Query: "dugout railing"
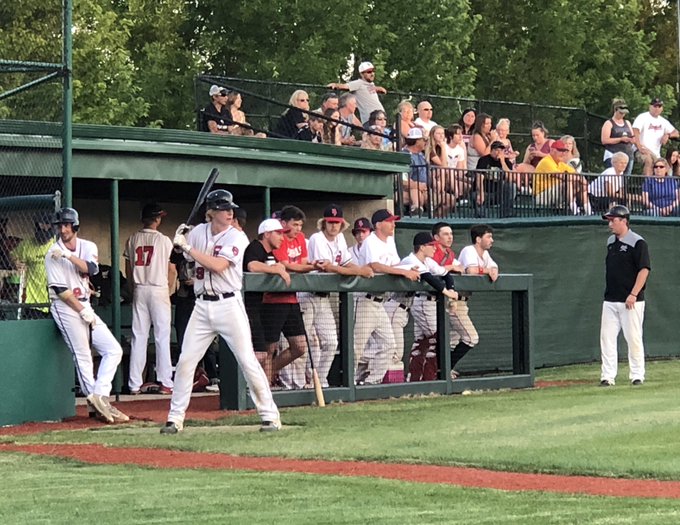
(218, 272, 533, 411)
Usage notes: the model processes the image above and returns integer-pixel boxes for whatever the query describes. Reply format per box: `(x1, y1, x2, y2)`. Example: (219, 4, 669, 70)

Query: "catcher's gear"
(205, 189, 238, 211)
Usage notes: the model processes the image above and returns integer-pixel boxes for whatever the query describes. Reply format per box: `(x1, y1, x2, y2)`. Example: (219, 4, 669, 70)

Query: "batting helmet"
(602, 205, 630, 221)
(205, 189, 238, 211)
(53, 207, 80, 229)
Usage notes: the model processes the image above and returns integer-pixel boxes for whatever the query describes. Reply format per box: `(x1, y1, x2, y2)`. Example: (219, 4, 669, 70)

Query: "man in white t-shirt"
(414, 101, 438, 133)
(455, 224, 499, 370)
(632, 97, 679, 175)
(327, 61, 386, 125)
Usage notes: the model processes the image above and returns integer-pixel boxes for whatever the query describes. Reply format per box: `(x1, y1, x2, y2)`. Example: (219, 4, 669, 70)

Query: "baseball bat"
(301, 313, 326, 407)
(185, 167, 220, 227)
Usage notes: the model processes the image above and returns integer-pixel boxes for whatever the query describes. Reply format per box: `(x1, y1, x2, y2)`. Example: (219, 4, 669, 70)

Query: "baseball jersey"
(45, 238, 99, 302)
(350, 243, 363, 266)
(398, 253, 447, 276)
(185, 223, 247, 294)
(307, 231, 352, 267)
(605, 230, 651, 302)
(124, 229, 173, 287)
(360, 232, 400, 267)
(458, 245, 498, 274)
(632, 112, 676, 157)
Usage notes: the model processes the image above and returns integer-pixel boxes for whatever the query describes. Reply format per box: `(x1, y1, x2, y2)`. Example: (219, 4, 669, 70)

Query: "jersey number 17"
(134, 246, 155, 266)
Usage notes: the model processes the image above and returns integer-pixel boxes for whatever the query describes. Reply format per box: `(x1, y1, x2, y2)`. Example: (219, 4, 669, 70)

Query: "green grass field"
(2, 361, 680, 524)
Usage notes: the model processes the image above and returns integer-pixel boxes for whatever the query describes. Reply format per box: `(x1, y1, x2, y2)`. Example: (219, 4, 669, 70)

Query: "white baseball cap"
(209, 85, 227, 97)
(358, 61, 375, 73)
(406, 127, 424, 140)
(258, 218, 287, 234)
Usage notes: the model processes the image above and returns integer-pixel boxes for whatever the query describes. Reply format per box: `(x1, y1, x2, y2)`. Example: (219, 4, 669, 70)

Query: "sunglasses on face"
(299, 98, 309, 102)
(653, 104, 663, 108)
(654, 165, 666, 169)
(616, 106, 628, 111)
(363, 70, 375, 74)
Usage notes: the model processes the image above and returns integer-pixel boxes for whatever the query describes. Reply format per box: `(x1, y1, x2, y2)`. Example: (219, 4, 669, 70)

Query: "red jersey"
(432, 243, 455, 266)
(264, 232, 307, 304)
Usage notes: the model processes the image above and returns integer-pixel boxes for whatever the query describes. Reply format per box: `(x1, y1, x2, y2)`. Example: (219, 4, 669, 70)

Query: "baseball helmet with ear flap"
(205, 189, 239, 210)
(53, 207, 80, 231)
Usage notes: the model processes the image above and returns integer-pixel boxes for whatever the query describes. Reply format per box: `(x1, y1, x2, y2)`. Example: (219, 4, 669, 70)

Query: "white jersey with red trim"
(307, 231, 352, 266)
(124, 229, 173, 287)
(186, 223, 248, 294)
(45, 237, 98, 301)
(458, 245, 498, 272)
(359, 232, 400, 267)
(398, 253, 447, 275)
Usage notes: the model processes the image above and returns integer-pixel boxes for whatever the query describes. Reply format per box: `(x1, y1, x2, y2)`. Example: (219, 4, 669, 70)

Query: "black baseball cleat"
(631, 379, 643, 386)
(599, 379, 614, 387)
(160, 421, 182, 434)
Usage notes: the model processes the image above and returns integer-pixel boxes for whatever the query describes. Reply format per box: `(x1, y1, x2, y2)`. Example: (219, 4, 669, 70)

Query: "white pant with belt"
(600, 301, 645, 383)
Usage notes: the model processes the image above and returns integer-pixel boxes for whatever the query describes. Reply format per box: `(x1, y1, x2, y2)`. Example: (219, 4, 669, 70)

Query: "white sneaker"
(86, 394, 114, 423)
(260, 419, 282, 432)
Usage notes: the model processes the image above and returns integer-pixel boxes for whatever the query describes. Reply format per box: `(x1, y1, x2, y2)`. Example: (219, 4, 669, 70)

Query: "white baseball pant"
(51, 301, 123, 397)
(299, 293, 338, 388)
(353, 295, 394, 384)
(384, 298, 411, 372)
(167, 295, 279, 426)
(600, 301, 645, 383)
(129, 285, 173, 391)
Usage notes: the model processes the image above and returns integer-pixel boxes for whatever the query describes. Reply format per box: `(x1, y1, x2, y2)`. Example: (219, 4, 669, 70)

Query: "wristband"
(630, 293, 637, 298)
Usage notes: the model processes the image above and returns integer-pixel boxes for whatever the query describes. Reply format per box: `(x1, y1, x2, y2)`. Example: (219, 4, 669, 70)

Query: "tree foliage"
(0, 0, 679, 127)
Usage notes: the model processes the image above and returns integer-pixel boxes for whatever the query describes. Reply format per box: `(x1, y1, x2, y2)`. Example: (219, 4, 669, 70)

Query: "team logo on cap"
(331, 208, 338, 216)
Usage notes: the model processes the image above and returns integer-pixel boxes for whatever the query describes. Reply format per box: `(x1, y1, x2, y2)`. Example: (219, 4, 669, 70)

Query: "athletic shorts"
(260, 303, 306, 343)
(245, 302, 266, 353)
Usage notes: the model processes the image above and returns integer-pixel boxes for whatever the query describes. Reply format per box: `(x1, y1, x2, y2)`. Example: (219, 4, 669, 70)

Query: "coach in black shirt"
(599, 205, 651, 387)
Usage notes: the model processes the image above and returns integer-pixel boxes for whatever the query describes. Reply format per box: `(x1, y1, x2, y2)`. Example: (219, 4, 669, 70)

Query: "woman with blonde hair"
(396, 100, 417, 148)
(560, 134, 582, 173)
(273, 89, 312, 140)
(426, 125, 454, 216)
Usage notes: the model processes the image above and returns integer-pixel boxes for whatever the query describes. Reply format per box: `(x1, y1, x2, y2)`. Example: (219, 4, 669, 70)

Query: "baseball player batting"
(161, 189, 280, 434)
(45, 207, 129, 423)
(124, 203, 176, 395)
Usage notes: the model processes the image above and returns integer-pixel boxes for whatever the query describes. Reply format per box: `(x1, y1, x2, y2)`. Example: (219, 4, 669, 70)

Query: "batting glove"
(79, 308, 96, 325)
(50, 248, 72, 260)
(175, 223, 192, 237)
(173, 233, 192, 253)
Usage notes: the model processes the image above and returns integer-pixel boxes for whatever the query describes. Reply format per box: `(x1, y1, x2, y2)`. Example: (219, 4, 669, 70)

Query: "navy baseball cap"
(141, 203, 167, 219)
(352, 217, 372, 234)
(413, 232, 436, 248)
(322, 204, 344, 223)
(371, 209, 400, 225)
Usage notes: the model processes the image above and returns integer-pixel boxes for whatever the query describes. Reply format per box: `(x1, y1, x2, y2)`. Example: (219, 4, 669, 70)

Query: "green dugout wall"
(397, 218, 680, 367)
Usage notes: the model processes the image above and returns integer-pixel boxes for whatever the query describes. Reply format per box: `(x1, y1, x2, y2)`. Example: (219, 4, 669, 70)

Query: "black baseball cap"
(602, 204, 630, 220)
(651, 97, 664, 106)
(371, 209, 400, 225)
(233, 207, 247, 220)
(490, 140, 505, 150)
(141, 203, 167, 220)
(413, 231, 436, 248)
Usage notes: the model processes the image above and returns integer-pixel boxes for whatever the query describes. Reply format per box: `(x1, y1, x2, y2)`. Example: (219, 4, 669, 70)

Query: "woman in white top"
(588, 152, 628, 213)
(446, 124, 471, 201)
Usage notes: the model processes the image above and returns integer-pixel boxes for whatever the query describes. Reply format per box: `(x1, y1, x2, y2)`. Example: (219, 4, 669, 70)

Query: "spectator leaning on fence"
(474, 140, 517, 218)
(601, 98, 635, 174)
(202, 85, 236, 134)
(327, 61, 386, 125)
(632, 97, 679, 176)
(642, 158, 680, 217)
(588, 152, 629, 213)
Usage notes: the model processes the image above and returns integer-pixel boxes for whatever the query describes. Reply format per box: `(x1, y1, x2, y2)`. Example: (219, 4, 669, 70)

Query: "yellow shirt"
(12, 238, 51, 308)
(534, 155, 575, 195)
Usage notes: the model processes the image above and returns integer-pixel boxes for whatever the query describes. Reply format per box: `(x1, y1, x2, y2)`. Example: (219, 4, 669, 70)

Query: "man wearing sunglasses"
(327, 61, 386, 125)
(202, 85, 236, 135)
(601, 98, 635, 175)
(632, 97, 679, 176)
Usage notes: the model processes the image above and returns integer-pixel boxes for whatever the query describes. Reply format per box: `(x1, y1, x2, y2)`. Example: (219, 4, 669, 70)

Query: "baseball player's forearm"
(630, 268, 650, 297)
(55, 288, 85, 313)
(186, 248, 229, 274)
(66, 254, 94, 275)
(281, 261, 316, 273)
